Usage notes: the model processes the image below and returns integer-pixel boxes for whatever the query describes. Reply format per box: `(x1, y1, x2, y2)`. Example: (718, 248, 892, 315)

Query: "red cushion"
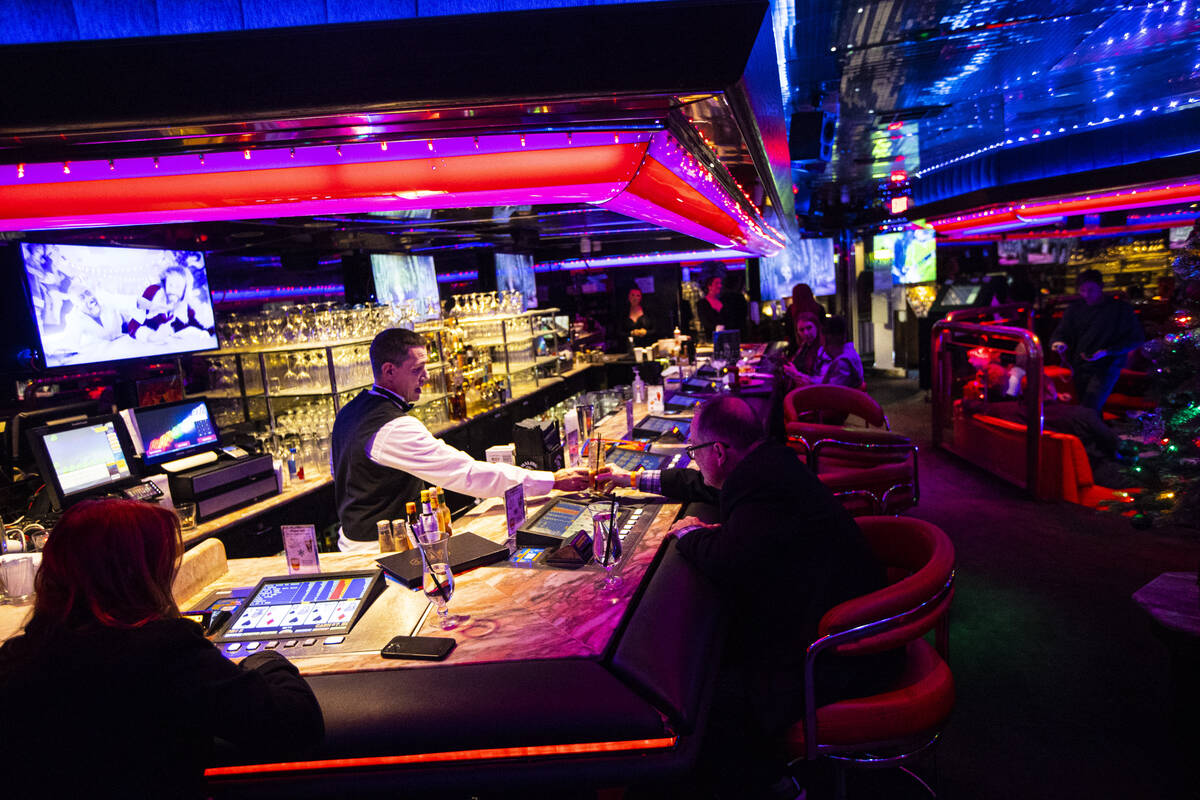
(785, 385, 887, 428)
(819, 517, 954, 654)
(784, 639, 955, 752)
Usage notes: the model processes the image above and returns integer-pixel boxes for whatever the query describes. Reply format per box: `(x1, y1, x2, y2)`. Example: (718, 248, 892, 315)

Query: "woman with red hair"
(0, 499, 323, 799)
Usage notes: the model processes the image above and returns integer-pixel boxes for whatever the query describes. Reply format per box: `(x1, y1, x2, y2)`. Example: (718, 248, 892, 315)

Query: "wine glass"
(416, 529, 467, 630)
(592, 511, 622, 591)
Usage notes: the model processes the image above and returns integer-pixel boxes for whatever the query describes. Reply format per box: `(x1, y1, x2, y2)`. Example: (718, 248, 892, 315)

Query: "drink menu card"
(282, 525, 321, 575)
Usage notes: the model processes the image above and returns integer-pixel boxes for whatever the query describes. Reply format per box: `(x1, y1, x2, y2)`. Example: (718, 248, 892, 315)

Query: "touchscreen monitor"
(604, 445, 688, 471)
(28, 415, 141, 510)
(633, 416, 690, 440)
(216, 570, 383, 642)
(522, 500, 588, 537)
(21, 243, 218, 369)
(132, 399, 220, 466)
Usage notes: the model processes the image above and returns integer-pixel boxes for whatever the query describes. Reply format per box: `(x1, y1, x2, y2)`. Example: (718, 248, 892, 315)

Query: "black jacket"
(0, 618, 323, 799)
(662, 441, 897, 726)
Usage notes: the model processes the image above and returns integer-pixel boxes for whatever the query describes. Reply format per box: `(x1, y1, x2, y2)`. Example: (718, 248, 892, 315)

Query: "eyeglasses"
(685, 441, 724, 458)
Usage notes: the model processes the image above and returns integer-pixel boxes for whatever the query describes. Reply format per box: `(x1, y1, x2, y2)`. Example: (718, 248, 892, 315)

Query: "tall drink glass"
(415, 530, 467, 630)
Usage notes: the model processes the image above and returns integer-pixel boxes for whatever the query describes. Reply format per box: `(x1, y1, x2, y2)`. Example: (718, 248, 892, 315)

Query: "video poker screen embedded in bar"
(227, 576, 370, 637)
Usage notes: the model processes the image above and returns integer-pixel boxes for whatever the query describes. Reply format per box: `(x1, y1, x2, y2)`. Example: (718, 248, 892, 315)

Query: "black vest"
(331, 388, 424, 542)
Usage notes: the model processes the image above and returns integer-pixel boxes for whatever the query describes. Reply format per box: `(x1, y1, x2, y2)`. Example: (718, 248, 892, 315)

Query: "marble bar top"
(177, 488, 680, 676)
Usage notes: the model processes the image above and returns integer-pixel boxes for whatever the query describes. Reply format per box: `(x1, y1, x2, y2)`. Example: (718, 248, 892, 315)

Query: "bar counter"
(3, 399, 726, 798)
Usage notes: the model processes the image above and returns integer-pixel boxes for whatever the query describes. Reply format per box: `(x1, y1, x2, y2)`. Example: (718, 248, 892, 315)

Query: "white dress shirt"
(337, 408, 556, 552)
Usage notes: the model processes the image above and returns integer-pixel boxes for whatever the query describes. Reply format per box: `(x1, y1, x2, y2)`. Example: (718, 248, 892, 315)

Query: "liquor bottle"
(419, 490, 439, 536)
(436, 487, 453, 534)
(406, 501, 421, 540)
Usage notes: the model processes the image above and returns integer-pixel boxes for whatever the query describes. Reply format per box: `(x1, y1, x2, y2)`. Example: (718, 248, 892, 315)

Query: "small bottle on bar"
(419, 490, 439, 536)
(436, 487, 453, 534)
(391, 518, 413, 551)
(406, 501, 421, 540)
(376, 519, 395, 553)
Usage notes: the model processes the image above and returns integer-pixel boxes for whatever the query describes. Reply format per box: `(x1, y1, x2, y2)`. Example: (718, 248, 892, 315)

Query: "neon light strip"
(213, 285, 344, 302)
(536, 249, 752, 272)
(204, 736, 678, 777)
(930, 178, 1200, 235)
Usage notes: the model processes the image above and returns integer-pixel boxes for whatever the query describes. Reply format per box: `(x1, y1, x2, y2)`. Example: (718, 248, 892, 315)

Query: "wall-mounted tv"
(495, 253, 538, 310)
(872, 223, 936, 285)
(758, 238, 836, 302)
(21, 243, 218, 368)
(371, 253, 440, 321)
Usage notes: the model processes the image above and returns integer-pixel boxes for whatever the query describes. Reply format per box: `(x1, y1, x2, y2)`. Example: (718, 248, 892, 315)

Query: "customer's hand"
(552, 467, 593, 491)
(594, 465, 633, 492)
(668, 516, 720, 538)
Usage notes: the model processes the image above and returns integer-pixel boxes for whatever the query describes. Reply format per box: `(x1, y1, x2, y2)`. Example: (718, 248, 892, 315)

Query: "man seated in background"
(600, 395, 898, 798)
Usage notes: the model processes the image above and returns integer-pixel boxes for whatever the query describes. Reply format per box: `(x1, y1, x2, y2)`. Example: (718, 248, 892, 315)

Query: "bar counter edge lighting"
(205, 537, 726, 798)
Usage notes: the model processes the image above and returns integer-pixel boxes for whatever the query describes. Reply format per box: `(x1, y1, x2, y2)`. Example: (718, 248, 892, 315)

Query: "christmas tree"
(1114, 220, 1200, 528)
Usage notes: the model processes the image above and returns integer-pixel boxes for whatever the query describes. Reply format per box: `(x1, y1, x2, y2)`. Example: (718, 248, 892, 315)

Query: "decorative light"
(16, 164, 24, 179)
(243, 149, 251, 159)
(62, 162, 70, 175)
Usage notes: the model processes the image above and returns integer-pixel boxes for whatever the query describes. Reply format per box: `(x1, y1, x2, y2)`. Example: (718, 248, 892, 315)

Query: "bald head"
(694, 395, 762, 452)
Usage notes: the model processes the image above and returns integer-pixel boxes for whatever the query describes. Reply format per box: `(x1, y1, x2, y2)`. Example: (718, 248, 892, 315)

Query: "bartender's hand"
(594, 465, 633, 491)
(552, 466, 595, 491)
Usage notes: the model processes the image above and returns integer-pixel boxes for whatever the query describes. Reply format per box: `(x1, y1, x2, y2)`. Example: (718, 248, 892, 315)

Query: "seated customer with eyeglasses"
(599, 395, 899, 799)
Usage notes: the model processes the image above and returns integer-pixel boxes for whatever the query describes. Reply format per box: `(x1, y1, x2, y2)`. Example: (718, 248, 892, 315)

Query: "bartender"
(332, 327, 591, 551)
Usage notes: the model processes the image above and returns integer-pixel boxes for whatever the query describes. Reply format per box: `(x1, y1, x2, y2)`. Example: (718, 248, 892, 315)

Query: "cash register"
(128, 399, 278, 522)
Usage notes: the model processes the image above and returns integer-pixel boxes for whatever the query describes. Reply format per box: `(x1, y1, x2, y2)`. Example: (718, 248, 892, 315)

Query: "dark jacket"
(662, 440, 897, 728)
(1050, 296, 1143, 371)
(0, 618, 323, 799)
(618, 311, 656, 349)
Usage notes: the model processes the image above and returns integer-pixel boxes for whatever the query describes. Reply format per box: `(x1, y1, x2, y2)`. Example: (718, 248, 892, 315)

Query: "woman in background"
(619, 286, 656, 350)
(782, 311, 831, 389)
(0, 499, 323, 799)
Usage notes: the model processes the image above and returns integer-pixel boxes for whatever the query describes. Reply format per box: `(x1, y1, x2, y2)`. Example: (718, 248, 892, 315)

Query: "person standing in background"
(1050, 269, 1143, 413)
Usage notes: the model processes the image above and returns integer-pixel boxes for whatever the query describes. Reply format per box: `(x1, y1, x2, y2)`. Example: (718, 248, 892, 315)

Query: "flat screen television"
(495, 253, 538, 310)
(872, 224, 937, 285)
(371, 253, 440, 321)
(27, 414, 141, 511)
(758, 238, 836, 302)
(131, 399, 221, 467)
(20, 243, 218, 369)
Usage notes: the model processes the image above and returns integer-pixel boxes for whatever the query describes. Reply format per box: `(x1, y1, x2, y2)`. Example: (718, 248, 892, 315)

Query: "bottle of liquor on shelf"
(436, 487, 453, 534)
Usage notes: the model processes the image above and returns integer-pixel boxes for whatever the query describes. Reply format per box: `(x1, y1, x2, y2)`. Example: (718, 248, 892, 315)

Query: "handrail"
(943, 302, 1035, 329)
(930, 320, 1045, 497)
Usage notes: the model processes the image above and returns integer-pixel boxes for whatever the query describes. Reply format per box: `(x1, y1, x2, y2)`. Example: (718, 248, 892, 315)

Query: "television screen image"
(874, 225, 937, 285)
(495, 253, 538, 310)
(758, 238, 836, 302)
(371, 254, 440, 321)
(132, 400, 220, 466)
(21, 243, 218, 368)
(997, 238, 1076, 265)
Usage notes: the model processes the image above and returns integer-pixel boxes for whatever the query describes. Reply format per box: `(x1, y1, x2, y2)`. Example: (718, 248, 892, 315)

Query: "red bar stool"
(783, 386, 919, 515)
(783, 515, 956, 799)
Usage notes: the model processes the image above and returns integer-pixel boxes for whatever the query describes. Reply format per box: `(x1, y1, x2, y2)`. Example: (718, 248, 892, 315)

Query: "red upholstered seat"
(783, 389, 919, 515)
(784, 516, 956, 797)
(785, 638, 954, 750)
